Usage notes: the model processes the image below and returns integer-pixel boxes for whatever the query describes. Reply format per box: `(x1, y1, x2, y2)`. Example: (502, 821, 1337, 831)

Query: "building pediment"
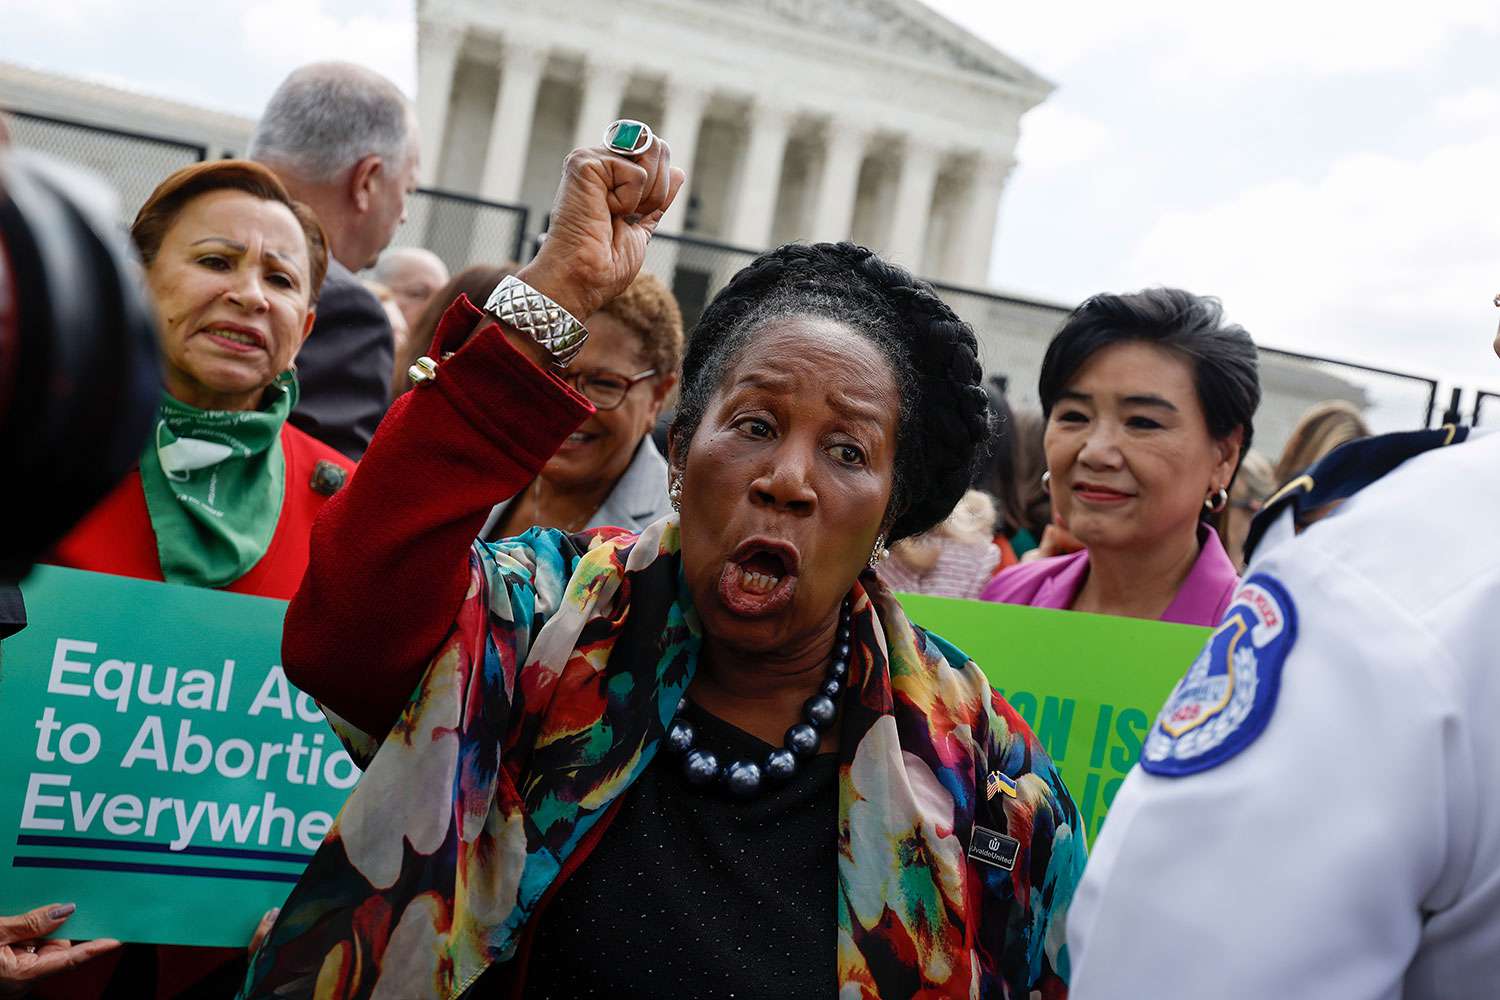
(692, 0, 1051, 94)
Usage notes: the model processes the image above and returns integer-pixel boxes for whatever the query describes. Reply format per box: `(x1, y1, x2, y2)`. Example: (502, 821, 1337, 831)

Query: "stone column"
(726, 101, 792, 250)
(571, 59, 629, 153)
(885, 138, 941, 272)
(479, 40, 547, 204)
(810, 121, 870, 243)
(952, 155, 1014, 287)
(639, 82, 710, 292)
(415, 20, 463, 186)
(653, 81, 709, 236)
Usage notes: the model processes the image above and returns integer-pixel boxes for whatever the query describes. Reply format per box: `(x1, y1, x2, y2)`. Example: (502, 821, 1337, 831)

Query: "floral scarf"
(241, 516, 1084, 999)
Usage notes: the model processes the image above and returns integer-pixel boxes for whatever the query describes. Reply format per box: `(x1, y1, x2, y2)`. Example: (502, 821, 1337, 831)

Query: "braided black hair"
(668, 242, 992, 542)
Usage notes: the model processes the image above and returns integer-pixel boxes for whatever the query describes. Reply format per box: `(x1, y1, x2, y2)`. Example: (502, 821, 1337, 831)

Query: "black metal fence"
(1476, 390, 1500, 427)
(630, 230, 1445, 454)
(1251, 347, 1439, 450)
(1, 107, 1470, 452)
(4, 110, 206, 221)
(1, 109, 530, 276)
(390, 189, 528, 277)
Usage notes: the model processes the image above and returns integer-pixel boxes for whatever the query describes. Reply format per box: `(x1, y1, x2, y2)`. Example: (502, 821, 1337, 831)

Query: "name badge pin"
(968, 823, 1019, 871)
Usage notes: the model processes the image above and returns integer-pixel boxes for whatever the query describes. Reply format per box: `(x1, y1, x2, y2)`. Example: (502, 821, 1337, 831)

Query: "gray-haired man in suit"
(250, 62, 421, 460)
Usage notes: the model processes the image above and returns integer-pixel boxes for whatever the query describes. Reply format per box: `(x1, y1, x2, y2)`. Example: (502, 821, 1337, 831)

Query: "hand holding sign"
(0, 903, 119, 988)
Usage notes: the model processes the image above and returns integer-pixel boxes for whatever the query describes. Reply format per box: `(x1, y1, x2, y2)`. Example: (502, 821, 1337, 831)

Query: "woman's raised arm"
(282, 139, 685, 736)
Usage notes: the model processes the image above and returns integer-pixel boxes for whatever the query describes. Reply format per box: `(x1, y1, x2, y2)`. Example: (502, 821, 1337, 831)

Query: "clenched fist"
(516, 137, 686, 325)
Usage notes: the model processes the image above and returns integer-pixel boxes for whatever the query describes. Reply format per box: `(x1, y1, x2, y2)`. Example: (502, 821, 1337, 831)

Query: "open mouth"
(559, 430, 600, 450)
(718, 536, 801, 617)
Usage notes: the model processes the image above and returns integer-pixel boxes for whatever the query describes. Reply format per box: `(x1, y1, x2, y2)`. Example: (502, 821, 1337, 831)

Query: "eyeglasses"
(559, 367, 658, 410)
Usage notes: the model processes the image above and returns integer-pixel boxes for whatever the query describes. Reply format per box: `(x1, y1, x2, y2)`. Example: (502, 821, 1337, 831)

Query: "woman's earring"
(1041, 470, 1051, 490)
(868, 533, 890, 568)
(1205, 487, 1229, 514)
(668, 475, 683, 513)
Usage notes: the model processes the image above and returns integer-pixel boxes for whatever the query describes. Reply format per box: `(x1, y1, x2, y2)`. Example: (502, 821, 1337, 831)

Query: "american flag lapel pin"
(986, 770, 1018, 800)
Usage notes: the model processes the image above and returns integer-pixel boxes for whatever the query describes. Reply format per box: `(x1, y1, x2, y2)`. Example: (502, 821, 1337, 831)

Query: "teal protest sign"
(895, 594, 1211, 845)
(0, 567, 354, 948)
(0, 568, 1209, 947)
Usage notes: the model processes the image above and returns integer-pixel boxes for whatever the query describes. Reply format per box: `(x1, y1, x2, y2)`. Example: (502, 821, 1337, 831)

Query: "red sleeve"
(282, 294, 593, 735)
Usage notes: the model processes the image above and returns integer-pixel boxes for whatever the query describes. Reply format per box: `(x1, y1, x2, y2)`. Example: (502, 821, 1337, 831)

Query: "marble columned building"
(406, 1, 1372, 447)
(0, 51, 1378, 451)
(415, 0, 1052, 289)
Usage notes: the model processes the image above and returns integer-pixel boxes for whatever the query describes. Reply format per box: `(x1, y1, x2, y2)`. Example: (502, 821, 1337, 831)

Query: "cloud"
(916, 0, 1127, 77)
(1148, 0, 1500, 80)
(240, 0, 415, 97)
(1, 0, 114, 30)
(1123, 137, 1500, 383)
(1435, 87, 1500, 128)
(1013, 103, 1111, 172)
(920, 0, 1500, 81)
(0, 0, 416, 119)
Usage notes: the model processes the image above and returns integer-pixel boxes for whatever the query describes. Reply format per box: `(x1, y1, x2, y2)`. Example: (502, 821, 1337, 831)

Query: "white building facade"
(0, 48, 1390, 455)
(417, 0, 1052, 288)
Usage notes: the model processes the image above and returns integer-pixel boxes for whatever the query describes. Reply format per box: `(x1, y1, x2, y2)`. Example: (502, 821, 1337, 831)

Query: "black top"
(289, 259, 394, 461)
(0, 584, 24, 639)
(511, 701, 839, 1000)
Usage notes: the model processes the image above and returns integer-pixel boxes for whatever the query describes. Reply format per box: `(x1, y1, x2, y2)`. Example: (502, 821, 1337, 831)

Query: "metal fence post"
(509, 206, 530, 264)
(1440, 387, 1463, 425)
(1474, 390, 1498, 425)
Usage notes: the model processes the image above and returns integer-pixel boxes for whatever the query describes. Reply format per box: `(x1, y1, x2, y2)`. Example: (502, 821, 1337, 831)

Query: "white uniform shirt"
(1068, 429, 1500, 1000)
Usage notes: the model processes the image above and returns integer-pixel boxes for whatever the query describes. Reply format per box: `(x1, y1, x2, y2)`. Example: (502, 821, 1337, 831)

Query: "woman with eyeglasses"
(479, 270, 682, 538)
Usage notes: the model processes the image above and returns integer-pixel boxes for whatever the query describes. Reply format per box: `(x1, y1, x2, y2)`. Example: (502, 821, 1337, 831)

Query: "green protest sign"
(0, 567, 354, 948)
(895, 594, 1211, 846)
(0, 568, 1207, 947)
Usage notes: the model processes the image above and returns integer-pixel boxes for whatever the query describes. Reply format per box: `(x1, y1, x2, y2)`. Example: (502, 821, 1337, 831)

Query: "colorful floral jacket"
(241, 512, 1084, 1000)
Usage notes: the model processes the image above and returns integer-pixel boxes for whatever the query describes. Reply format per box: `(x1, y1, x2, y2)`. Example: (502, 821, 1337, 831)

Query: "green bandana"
(139, 372, 297, 588)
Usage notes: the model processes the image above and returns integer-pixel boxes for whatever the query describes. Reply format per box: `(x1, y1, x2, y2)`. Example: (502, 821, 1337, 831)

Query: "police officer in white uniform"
(1067, 419, 1500, 999)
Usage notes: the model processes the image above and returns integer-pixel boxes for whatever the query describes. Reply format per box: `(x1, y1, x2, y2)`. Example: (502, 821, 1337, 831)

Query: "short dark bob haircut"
(1039, 286, 1261, 467)
(131, 160, 329, 304)
(669, 242, 992, 543)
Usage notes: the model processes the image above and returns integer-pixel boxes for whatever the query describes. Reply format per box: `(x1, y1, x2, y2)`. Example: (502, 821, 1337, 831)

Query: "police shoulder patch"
(1141, 573, 1297, 776)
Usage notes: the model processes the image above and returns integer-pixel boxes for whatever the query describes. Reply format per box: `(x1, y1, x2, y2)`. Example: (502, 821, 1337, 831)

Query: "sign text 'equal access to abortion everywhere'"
(0, 567, 356, 948)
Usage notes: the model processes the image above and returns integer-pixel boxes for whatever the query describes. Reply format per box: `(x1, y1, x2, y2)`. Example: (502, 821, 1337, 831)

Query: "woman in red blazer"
(51, 159, 353, 602)
(40, 160, 353, 998)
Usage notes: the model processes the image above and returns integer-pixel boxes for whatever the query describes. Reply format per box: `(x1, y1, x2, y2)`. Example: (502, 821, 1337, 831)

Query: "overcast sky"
(921, 0, 1500, 397)
(3, 0, 1497, 396)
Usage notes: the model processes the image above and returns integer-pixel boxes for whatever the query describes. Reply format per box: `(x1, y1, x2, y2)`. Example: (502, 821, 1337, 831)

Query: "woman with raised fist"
(247, 123, 1083, 999)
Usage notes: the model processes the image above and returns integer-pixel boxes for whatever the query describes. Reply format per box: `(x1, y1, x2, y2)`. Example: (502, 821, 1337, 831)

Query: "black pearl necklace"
(664, 599, 853, 799)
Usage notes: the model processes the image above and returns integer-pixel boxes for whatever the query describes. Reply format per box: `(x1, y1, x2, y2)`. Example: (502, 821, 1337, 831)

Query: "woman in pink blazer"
(982, 288, 1259, 627)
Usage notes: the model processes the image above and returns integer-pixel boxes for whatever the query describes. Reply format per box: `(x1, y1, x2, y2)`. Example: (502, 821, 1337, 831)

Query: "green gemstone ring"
(603, 119, 654, 157)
